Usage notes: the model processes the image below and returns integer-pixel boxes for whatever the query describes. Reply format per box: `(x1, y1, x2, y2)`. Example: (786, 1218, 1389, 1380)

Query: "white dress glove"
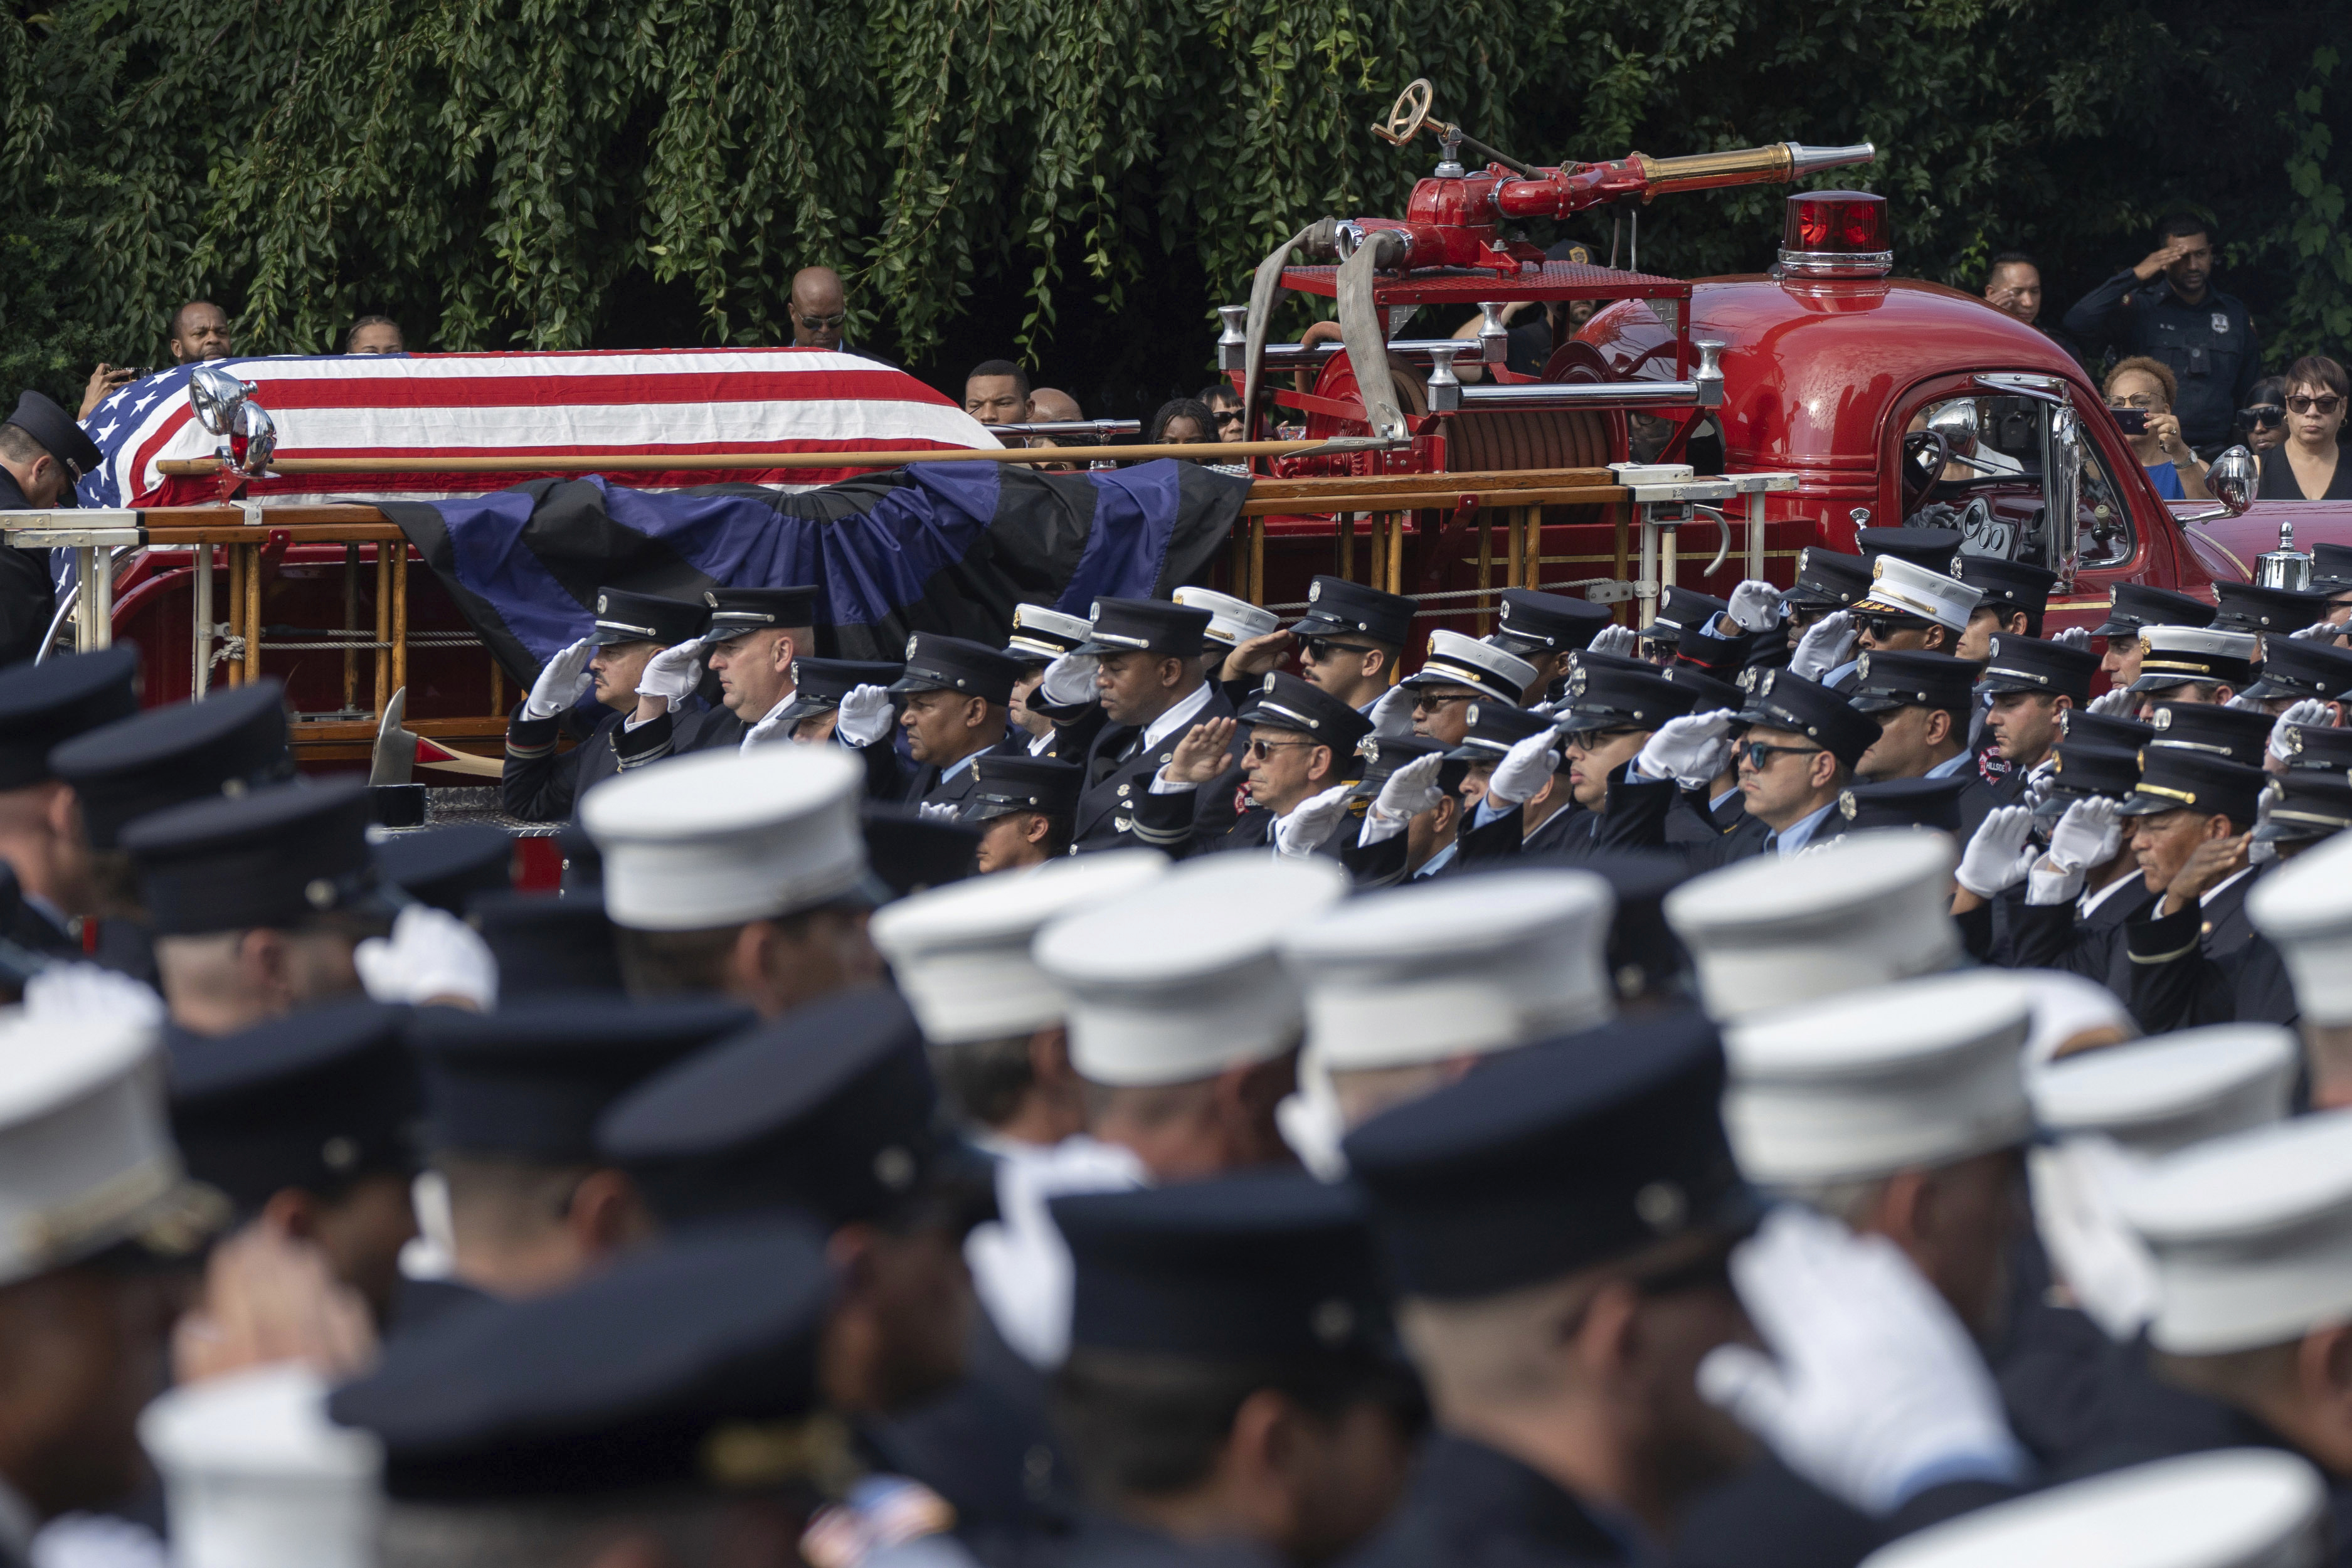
(523, 636, 595, 719)
(2269, 697, 2333, 763)
(1274, 784, 1353, 859)
(2086, 687, 2137, 717)
(2045, 795, 2122, 873)
(1789, 611, 1857, 682)
(1039, 652, 1099, 708)
(1697, 1206, 2029, 1517)
(1635, 709, 1739, 790)
(1727, 580, 1784, 634)
(22, 963, 165, 1032)
(835, 685, 896, 748)
(2291, 620, 2341, 640)
(2021, 757, 2060, 811)
(917, 802, 961, 824)
(1368, 683, 1416, 739)
(635, 637, 709, 712)
(2224, 692, 2264, 712)
(354, 905, 499, 1010)
(1955, 805, 2040, 898)
(1360, 751, 1446, 845)
(1587, 624, 1636, 659)
(2051, 626, 2092, 653)
(1486, 729, 1560, 809)
(2026, 1135, 2158, 1341)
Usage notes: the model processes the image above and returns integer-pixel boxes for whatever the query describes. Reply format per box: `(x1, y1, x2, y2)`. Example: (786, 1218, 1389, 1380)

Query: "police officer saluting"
(503, 588, 709, 822)
(697, 584, 822, 747)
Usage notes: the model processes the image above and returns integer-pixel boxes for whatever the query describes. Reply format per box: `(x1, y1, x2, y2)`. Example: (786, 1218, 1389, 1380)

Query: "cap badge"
(1949, 554, 1966, 576)
(1871, 558, 1887, 580)
(1089, 600, 1103, 619)
(1569, 668, 1588, 697)
(596, 593, 609, 613)
(873, 1146, 917, 1192)
(904, 634, 919, 659)
(1759, 670, 1778, 694)
(1634, 1180, 1688, 1234)
(1855, 654, 1870, 681)
(1798, 548, 1813, 573)
(1838, 790, 1859, 820)
(1262, 672, 1279, 692)
(2153, 709, 2173, 730)
(1309, 583, 1322, 602)
(1310, 1299, 1356, 1347)
(305, 877, 337, 910)
(1426, 635, 1439, 655)
(704, 590, 719, 608)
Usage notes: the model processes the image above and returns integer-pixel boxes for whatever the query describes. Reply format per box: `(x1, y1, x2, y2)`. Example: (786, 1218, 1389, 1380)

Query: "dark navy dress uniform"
(51, 677, 295, 980)
(1049, 1173, 1408, 1568)
(502, 587, 709, 822)
(2111, 748, 2269, 1027)
(598, 988, 1059, 1557)
(0, 645, 142, 954)
(1132, 672, 1372, 861)
(1340, 1012, 1761, 1568)
(1071, 600, 1244, 852)
(1846, 651, 2003, 840)
(886, 633, 1030, 807)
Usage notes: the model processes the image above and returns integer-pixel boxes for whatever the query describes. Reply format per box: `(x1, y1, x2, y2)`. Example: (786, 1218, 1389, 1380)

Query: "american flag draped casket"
(76, 348, 998, 509)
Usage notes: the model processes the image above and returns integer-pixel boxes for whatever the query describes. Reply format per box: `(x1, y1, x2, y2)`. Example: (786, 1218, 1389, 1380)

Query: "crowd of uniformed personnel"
(5, 524, 2352, 1568)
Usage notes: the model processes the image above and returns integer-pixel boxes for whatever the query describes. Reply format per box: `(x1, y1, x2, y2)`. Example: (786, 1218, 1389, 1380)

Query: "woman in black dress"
(2257, 354, 2352, 500)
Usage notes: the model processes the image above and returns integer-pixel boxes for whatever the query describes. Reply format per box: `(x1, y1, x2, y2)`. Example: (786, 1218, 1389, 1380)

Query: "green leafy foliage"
(3, 0, 2349, 410)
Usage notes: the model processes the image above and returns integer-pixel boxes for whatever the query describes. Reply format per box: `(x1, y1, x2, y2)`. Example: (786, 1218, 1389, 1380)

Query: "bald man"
(169, 302, 233, 364)
(789, 268, 848, 352)
(1027, 389, 1086, 469)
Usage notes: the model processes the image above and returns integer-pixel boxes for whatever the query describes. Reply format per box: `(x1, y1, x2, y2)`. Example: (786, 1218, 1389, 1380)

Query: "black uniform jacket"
(0, 468, 57, 671)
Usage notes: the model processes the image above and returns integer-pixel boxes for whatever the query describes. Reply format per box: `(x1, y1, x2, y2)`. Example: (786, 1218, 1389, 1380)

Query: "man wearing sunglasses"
(1717, 670, 1881, 861)
(1848, 554, 1983, 663)
(786, 266, 851, 354)
(1140, 671, 1371, 862)
(0, 390, 101, 669)
(2063, 213, 2259, 455)
(1396, 630, 1538, 748)
(1224, 575, 1416, 715)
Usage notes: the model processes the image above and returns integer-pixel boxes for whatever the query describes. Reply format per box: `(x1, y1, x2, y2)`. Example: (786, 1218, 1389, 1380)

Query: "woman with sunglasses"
(2104, 356, 2210, 501)
(2237, 375, 2287, 455)
(2256, 355, 2352, 500)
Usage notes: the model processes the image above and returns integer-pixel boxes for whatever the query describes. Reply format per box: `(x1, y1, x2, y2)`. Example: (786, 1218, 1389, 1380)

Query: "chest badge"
(2212, 312, 2231, 334)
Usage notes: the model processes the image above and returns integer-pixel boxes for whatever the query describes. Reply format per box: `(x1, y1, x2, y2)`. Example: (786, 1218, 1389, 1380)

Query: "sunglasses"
(795, 312, 848, 331)
(2242, 405, 2286, 428)
(1853, 612, 1926, 637)
(1563, 724, 1646, 750)
(1411, 691, 1473, 712)
(1243, 736, 1318, 760)
(2289, 394, 2345, 416)
(1300, 636, 1379, 663)
(1739, 741, 1824, 770)
(1213, 408, 1246, 425)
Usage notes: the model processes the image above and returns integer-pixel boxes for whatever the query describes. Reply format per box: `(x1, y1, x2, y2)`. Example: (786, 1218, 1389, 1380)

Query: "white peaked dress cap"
(869, 850, 1170, 1044)
(1853, 555, 1983, 634)
(1172, 586, 1281, 648)
(1664, 830, 1960, 1020)
(1034, 855, 1348, 1087)
(140, 1363, 383, 1568)
(583, 743, 866, 931)
(2125, 1108, 2352, 1355)
(0, 1008, 211, 1287)
(1279, 869, 1616, 1072)
(1722, 969, 2033, 1185)
(2029, 1025, 2296, 1158)
(2249, 828, 2352, 1026)
(1858, 1449, 2326, 1568)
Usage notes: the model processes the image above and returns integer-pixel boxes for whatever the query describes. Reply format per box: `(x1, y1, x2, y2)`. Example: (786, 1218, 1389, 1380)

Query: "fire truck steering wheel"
(1900, 428, 1952, 511)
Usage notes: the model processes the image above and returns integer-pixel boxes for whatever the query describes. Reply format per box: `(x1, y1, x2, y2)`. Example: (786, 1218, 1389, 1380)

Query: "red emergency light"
(1778, 191, 1892, 278)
